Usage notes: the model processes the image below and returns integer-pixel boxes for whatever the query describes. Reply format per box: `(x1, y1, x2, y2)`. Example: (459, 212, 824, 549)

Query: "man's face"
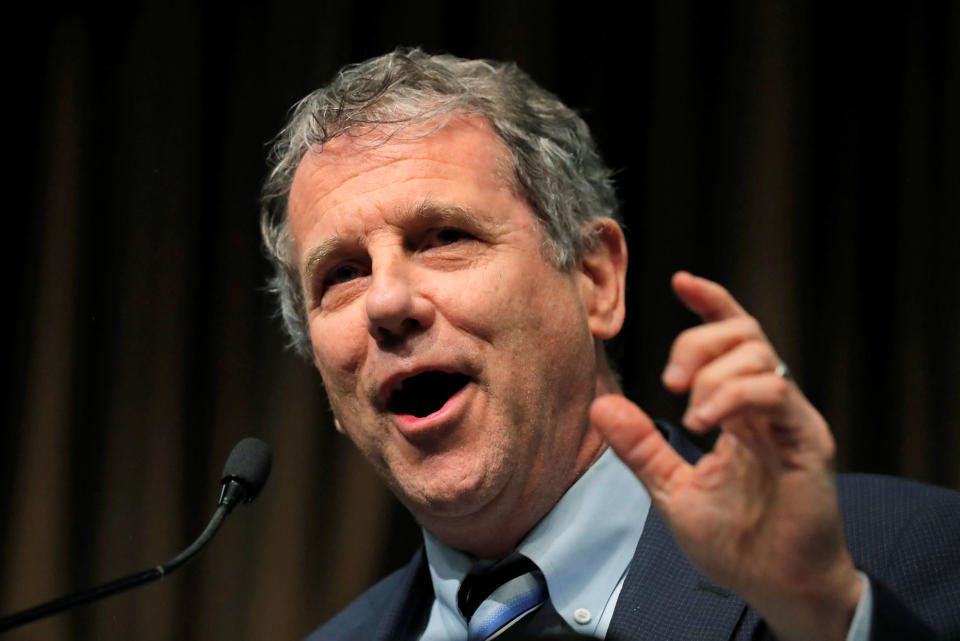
(287, 116, 606, 542)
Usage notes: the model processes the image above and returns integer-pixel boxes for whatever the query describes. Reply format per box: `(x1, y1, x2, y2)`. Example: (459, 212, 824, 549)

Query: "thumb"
(590, 394, 689, 499)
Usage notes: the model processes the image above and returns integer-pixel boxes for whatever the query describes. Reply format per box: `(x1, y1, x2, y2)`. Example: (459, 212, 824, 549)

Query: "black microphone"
(0, 437, 272, 632)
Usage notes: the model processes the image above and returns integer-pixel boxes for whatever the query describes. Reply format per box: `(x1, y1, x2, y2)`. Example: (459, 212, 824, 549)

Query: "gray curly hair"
(261, 48, 619, 358)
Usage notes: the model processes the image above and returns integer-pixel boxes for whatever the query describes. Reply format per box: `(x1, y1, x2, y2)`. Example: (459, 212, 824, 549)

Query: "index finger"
(672, 271, 748, 323)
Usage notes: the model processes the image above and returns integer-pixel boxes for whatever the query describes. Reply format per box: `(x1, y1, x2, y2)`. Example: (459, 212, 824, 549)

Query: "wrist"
(762, 563, 864, 641)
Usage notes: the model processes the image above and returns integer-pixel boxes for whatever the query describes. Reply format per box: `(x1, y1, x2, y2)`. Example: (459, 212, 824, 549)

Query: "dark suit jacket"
(304, 423, 960, 640)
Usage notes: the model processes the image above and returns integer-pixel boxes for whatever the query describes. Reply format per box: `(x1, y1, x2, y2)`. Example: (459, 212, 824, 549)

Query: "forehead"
(287, 115, 518, 244)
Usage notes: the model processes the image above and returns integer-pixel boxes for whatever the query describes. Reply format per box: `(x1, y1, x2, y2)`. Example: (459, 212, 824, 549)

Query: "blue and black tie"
(458, 553, 548, 640)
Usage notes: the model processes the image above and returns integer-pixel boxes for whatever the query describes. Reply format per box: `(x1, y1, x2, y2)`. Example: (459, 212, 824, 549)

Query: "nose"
(365, 258, 435, 343)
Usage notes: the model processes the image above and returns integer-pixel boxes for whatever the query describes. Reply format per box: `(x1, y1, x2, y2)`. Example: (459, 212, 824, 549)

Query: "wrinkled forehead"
(293, 115, 515, 199)
(286, 115, 522, 239)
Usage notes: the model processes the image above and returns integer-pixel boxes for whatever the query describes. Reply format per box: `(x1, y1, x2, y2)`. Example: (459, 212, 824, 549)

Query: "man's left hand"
(591, 271, 863, 641)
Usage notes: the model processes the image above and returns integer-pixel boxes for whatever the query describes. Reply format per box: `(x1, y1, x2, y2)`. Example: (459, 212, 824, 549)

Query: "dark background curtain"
(2, 1, 957, 639)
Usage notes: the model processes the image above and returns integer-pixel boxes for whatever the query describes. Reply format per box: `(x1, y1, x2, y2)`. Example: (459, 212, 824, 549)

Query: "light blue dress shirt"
(419, 447, 873, 640)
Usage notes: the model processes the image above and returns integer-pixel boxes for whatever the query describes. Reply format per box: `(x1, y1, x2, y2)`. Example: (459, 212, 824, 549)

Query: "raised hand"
(591, 271, 863, 641)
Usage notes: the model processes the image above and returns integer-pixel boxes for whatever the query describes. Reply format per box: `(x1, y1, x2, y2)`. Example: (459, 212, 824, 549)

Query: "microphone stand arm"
(0, 503, 230, 632)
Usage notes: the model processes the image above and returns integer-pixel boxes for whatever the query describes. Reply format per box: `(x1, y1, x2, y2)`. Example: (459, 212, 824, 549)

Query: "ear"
(577, 219, 627, 340)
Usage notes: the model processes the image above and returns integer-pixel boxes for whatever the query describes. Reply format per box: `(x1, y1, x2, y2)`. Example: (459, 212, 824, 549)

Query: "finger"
(684, 339, 780, 422)
(662, 315, 768, 392)
(590, 394, 690, 499)
(684, 373, 791, 432)
(672, 271, 748, 323)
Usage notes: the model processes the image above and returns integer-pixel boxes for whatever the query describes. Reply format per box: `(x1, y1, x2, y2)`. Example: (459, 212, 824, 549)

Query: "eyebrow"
(410, 200, 475, 224)
(303, 237, 340, 275)
(301, 199, 480, 281)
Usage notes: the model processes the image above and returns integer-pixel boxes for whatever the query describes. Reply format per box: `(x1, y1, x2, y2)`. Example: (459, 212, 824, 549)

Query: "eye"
(428, 227, 473, 247)
(309, 260, 370, 311)
(324, 263, 364, 287)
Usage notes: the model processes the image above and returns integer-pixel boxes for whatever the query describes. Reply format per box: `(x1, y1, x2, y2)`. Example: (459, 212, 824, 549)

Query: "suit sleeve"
(859, 481, 960, 641)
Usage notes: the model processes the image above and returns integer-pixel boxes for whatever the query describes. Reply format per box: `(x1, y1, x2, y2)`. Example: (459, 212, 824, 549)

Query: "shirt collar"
(422, 447, 651, 635)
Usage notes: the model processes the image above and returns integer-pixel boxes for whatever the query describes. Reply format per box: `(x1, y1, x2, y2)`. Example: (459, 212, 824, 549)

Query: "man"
(260, 49, 960, 640)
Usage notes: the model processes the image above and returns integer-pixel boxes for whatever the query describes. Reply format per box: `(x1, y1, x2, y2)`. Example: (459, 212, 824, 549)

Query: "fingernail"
(662, 364, 686, 387)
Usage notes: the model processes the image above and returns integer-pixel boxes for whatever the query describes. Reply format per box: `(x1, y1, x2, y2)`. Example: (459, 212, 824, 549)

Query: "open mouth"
(388, 371, 471, 418)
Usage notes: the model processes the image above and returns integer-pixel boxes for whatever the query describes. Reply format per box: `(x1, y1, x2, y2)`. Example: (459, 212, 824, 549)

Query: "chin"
(394, 456, 509, 521)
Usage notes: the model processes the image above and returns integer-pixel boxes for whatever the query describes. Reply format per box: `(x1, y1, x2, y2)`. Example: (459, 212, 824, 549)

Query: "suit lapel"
(607, 507, 746, 640)
(370, 548, 433, 641)
(606, 422, 747, 640)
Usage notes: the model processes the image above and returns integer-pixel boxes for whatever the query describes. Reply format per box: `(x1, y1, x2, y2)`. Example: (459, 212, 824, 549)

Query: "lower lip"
(393, 382, 472, 436)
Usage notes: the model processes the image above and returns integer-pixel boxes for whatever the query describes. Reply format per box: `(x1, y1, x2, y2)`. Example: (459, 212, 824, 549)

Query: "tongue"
(391, 372, 470, 417)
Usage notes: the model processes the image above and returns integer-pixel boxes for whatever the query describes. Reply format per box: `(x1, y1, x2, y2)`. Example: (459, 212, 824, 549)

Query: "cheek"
(499, 268, 582, 330)
(439, 265, 586, 356)
(309, 310, 366, 395)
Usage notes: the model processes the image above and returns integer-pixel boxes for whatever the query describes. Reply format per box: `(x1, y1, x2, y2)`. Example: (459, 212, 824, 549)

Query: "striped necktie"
(458, 553, 548, 641)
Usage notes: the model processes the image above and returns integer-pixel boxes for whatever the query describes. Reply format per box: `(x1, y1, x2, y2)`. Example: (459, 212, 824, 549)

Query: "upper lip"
(377, 363, 472, 411)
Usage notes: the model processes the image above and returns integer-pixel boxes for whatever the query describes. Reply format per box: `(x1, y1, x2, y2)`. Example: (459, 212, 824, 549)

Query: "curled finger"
(663, 315, 769, 392)
(684, 373, 791, 431)
(686, 339, 781, 415)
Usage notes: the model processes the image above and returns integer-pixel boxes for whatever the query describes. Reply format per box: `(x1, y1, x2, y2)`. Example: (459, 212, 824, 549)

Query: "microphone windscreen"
(221, 437, 272, 502)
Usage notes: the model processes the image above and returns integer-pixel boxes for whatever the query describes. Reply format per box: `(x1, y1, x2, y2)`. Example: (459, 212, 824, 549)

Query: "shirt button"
(573, 608, 591, 625)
